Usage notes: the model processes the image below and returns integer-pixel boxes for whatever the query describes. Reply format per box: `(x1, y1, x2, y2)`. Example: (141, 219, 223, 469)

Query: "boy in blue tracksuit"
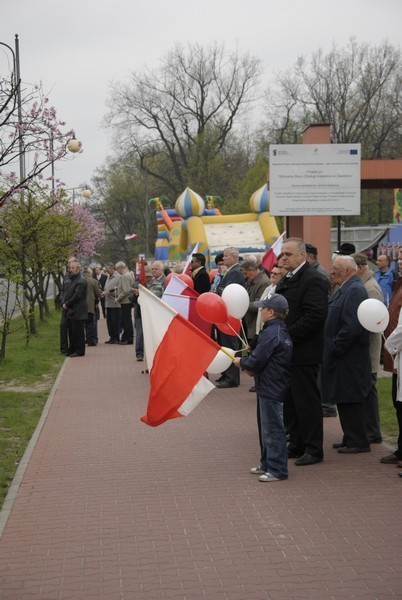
(234, 294, 293, 481)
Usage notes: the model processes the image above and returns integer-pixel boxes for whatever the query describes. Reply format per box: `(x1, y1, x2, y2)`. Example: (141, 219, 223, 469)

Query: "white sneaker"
(258, 472, 281, 482)
(250, 466, 265, 475)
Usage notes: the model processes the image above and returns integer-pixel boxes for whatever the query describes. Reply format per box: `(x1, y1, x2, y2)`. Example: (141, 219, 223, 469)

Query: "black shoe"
(294, 453, 323, 466)
(369, 438, 383, 444)
(68, 353, 83, 358)
(105, 339, 117, 344)
(323, 411, 337, 417)
(287, 449, 303, 459)
(338, 447, 370, 454)
(137, 356, 144, 362)
(216, 375, 226, 383)
(216, 381, 239, 389)
(60, 351, 68, 355)
(118, 340, 133, 345)
(332, 442, 345, 449)
(87, 343, 97, 347)
(249, 386, 256, 393)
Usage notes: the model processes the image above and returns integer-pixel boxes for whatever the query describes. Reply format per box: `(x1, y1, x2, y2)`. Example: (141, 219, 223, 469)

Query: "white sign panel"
(269, 144, 361, 216)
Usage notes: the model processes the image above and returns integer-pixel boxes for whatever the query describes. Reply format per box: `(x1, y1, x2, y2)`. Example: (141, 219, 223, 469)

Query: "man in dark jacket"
(190, 253, 211, 294)
(216, 246, 246, 388)
(62, 261, 88, 357)
(322, 255, 371, 453)
(275, 237, 328, 465)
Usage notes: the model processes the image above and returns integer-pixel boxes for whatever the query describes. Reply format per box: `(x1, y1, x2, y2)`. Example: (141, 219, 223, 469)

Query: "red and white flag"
(124, 233, 138, 240)
(162, 275, 211, 337)
(261, 231, 286, 272)
(182, 242, 199, 275)
(139, 285, 219, 427)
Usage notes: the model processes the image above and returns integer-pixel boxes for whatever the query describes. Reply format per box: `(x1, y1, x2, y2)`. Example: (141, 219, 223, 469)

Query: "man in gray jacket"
(115, 261, 135, 345)
(103, 264, 121, 344)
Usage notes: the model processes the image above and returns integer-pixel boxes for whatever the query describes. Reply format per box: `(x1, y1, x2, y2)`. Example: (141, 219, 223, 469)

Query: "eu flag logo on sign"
(350, 149, 358, 155)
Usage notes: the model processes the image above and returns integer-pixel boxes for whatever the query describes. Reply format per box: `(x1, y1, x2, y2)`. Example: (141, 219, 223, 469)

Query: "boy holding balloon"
(233, 294, 293, 482)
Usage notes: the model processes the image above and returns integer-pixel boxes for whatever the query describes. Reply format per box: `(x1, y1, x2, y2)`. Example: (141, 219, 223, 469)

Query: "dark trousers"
(285, 364, 324, 458)
(106, 307, 121, 341)
(365, 373, 382, 443)
(392, 374, 402, 458)
(337, 402, 369, 448)
(60, 310, 68, 353)
(121, 303, 134, 343)
(85, 313, 97, 345)
(217, 331, 241, 386)
(67, 319, 86, 356)
(135, 316, 144, 358)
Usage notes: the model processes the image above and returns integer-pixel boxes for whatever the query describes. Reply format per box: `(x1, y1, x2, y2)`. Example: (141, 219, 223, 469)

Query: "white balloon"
(207, 347, 234, 375)
(357, 298, 389, 333)
(222, 283, 250, 319)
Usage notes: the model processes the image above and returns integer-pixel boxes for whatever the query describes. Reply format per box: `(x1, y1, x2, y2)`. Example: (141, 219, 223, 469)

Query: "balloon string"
(225, 323, 248, 349)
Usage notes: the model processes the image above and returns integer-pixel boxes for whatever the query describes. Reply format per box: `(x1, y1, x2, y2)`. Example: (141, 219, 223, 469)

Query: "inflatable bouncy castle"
(153, 185, 280, 269)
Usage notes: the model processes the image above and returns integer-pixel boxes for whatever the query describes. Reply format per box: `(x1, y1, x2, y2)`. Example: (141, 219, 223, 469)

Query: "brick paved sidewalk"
(0, 320, 401, 600)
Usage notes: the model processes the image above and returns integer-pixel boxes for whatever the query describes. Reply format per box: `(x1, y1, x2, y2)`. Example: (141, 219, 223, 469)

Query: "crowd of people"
(59, 240, 402, 482)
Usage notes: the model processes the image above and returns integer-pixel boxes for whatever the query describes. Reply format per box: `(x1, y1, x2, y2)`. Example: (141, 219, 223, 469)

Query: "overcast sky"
(1, 0, 402, 192)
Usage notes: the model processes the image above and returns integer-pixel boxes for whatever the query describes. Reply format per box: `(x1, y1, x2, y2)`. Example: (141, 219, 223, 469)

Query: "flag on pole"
(162, 275, 212, 336)
(261, 232, 286, 272)
(125, 233, 138, 240)
(139, 285, 219, 427)
(182, 242, 199, 275)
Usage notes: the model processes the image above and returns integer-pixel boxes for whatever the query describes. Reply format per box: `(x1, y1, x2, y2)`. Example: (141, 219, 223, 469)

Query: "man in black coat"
(216, 246, 246, 388)
(275, 237, 328, 465)
(190, 253, 211, 294)
(322, 255, 371, 453)
(62, 261, 88, 357)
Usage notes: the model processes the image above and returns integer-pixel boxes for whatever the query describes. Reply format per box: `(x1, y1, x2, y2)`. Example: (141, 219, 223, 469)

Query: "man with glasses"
(190, 253, 211, 294)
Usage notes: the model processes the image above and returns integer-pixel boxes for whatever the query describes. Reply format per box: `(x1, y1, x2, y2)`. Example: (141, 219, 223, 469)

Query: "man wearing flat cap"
(334, 242, 356, 256)
(305, 243, 329, 282)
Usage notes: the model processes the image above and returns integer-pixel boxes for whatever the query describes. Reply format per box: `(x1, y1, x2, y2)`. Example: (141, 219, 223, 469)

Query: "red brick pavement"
(0, 320, 401, 600)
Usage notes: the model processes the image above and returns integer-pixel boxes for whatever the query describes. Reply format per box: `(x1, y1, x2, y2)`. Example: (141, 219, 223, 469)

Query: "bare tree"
(264, 39, 402, 158)
(104, 42, 262, 196)
(0, 43, 79, 206)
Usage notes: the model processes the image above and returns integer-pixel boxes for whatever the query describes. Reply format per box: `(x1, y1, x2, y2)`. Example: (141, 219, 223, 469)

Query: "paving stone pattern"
(0, 321, 401, 599)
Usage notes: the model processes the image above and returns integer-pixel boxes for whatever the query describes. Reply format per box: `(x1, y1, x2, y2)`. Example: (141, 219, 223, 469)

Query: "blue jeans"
(258, 394, 288, 479)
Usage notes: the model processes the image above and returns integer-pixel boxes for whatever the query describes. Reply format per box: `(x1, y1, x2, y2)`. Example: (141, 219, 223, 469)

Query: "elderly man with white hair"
(322, 255, 371, 453)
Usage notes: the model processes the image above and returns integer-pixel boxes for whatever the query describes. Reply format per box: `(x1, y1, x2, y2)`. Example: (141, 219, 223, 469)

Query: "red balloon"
(216, 316, 241, 336)
(165, 272, 194, 289)
(209, 268, 218, 283)
(196, 292, 228, 324)
(177, 273, 194, 289)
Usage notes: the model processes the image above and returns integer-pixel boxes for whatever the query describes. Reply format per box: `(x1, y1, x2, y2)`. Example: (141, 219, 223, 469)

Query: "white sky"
(1, 0, 402, 191)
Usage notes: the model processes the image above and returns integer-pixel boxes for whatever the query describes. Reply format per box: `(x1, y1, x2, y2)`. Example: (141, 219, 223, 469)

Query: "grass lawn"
(0, 309, 400, 509)
(0, 308, 64, 507)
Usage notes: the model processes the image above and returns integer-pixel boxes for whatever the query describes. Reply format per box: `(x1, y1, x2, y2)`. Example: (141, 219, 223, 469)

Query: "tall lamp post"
(61, 186, 92, 204)
(0, 34, 25, 184)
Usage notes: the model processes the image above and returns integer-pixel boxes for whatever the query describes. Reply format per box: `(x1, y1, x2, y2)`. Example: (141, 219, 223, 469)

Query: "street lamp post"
(61, 186, 92, 204)
(0, 34, 25, 184)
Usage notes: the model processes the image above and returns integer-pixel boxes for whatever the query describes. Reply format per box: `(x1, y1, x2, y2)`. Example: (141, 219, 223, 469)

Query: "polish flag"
(124, 233, 138, 240)
(162, 275, 211, 337)
(182, 242, 199, 275)
(139, 285, 219, 427)
(261, 231, 286, 272)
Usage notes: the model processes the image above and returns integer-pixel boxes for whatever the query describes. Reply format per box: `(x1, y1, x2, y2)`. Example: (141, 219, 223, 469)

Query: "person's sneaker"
(250, 466, 265, 475)
(258, 472, 282, 482)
